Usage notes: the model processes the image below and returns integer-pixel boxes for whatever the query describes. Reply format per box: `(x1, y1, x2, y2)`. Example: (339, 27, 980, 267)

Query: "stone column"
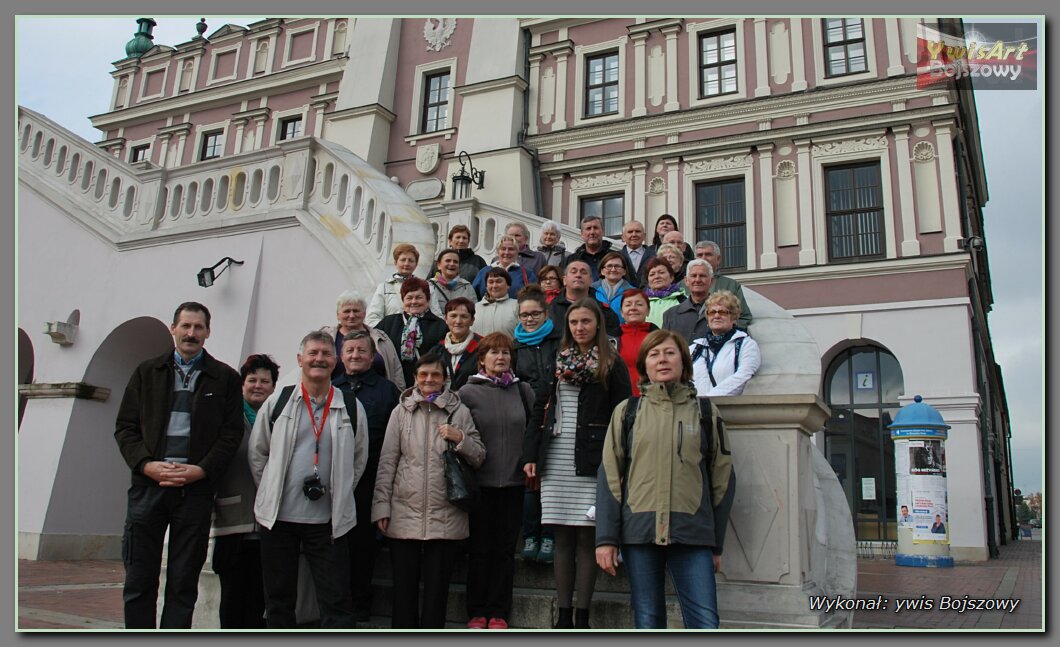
(631, 31, 649, 117)
(662, 25, 681, 112)
(892, 125, 921, 257)
(757, 143, 777, 269)
(713, 394, 856, 628)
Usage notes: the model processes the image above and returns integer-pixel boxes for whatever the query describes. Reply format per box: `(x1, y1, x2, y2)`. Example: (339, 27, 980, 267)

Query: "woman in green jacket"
(594, 329, 735, 629)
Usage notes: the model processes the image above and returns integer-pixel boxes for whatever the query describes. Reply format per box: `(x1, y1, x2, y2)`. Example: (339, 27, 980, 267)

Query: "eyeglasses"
(602, 264, 625, 271)
(706, 308, 731, 316)
(519, 310, 545, 320)
(540, 276, 559, 284)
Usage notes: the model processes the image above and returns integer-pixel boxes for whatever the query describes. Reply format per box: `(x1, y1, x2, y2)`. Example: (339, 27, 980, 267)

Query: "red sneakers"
(487, 618, 509, 629)
(466, 617, 488, 629)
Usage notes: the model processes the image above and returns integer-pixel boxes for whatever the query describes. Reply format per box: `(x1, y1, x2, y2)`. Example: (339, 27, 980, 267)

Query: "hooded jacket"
(371, 388, 486, 540)
(595, 383, 735, 552)
(249, 384, 368, 539)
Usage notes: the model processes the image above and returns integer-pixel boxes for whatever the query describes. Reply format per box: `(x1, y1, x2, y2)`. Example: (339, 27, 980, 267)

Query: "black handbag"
(443, 439, 479, 511)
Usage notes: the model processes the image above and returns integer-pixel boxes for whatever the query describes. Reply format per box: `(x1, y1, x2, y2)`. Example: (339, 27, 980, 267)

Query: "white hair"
(541, 220, 561, 234)
(336, 289, 366, 310)
(505, 221, 531, 238)
(695, 240, 722, 256)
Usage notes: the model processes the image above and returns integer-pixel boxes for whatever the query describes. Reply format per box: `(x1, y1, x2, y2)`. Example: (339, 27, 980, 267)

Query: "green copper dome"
(125, 18, 157, 59)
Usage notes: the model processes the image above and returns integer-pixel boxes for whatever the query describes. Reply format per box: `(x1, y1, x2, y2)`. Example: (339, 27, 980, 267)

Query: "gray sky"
(16, 16, 1044, 493)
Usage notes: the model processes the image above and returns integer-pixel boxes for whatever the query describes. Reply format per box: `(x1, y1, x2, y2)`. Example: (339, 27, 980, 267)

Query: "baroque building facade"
(18, 16, 1014, 564)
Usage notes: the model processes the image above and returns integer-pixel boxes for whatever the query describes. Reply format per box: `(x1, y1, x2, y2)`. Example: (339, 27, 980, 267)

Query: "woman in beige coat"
(372, 352, 485, 629)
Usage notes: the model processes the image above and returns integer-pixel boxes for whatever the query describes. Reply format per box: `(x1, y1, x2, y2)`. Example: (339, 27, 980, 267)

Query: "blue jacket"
(472, 263, 537, 299)
(592, 278, 634, 324)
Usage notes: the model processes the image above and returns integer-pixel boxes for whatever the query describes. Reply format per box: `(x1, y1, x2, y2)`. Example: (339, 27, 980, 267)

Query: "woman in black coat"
(520, 298, 632, 629)
(375, 276, 448, 387)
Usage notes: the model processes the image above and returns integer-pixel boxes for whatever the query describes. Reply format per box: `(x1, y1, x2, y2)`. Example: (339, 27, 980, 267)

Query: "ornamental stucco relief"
(424, 19, 457, 52)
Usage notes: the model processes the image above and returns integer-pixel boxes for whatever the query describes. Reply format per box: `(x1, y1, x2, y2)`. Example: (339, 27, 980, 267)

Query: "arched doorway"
(18, 329, 34, 429)
(822, 345, 904, 541)
(41, 317, 172, 549)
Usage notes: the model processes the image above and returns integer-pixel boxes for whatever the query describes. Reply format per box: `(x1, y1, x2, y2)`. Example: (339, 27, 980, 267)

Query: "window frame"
(694, 177, 748, 272)
(579, 193, 625, 238)
(572, 36, 628, 127)
(822, 18, 868, 78)
(421, 70, 452, 134)
(698, 28, 739, 99)
(129, 144, 150, 164)
(583, 50, 620, 119)
(278, 116, 304, 141)
(199, 130, 224, 161)
(811, 18, 878, 87)
(823, 161, 886, 263)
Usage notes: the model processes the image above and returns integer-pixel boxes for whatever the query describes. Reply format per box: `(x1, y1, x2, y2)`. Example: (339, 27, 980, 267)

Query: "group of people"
(112, 214, 763, 632)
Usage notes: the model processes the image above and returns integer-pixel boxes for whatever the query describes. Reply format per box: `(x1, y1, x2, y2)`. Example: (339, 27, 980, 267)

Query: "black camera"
(303, 474, 327, 501)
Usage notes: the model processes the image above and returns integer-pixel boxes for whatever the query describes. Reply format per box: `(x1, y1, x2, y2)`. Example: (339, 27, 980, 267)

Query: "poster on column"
(906, 440, 949, 542)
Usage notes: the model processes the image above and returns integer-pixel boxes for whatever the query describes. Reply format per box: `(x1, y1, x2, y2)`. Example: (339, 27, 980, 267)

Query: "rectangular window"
(585, 52, 619, 117)
(699, 29, 738, 98)
(823, 18, 868, 77)
(199, 130, 223, 161)
(695, 179, 746, 271)
(129, 145, 149, 163)
(421, 71, 450, 134)
(825, 163, 884, 261)
(279, 116, 303, 141)
(580, 194, 624, 237)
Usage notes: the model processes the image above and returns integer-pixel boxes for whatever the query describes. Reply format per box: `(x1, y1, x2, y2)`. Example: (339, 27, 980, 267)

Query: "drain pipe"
(520, 27, 543, 219)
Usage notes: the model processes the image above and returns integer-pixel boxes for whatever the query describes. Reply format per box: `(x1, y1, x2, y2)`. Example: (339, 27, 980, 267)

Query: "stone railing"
(17, 107, 435, 288)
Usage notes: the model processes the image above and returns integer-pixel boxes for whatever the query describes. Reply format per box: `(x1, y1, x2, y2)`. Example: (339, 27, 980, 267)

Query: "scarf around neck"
(705, 327, 738, 354)
(243, 400, 258, 427)
(433, 272, 463, 290)
(555, 345, 600, 387)
(514, 317, 554, 346)
(400, 313, 422, 361)
(476, 369, 516, 387)
(644, 283, 681, 299)
(445, 332, 474, 358)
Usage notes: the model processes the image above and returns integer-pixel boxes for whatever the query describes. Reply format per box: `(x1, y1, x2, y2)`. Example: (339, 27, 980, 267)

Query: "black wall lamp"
(451, 150, 485, 199)
(197, 257, 244, 287)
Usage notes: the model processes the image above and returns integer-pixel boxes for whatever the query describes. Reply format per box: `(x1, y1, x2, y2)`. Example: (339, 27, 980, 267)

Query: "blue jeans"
(622, 543, 719, 629)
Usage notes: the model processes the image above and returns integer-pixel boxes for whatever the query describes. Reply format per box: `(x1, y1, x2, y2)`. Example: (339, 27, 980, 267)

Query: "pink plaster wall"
(752, 266, 968, 310)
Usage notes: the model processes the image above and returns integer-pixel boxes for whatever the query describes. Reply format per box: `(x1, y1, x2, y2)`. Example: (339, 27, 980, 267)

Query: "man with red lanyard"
(249, 330, 367, 628)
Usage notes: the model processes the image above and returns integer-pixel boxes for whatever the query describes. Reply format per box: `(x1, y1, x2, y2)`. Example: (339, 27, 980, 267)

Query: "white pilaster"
(754, 19, 771, 97)
(790, 18, 807, 92)
(933, 121, 963, 252)
(631, 32, 649, 117)
(796, 140, 816, 265)
(885, 19, 906, 76)
(550, 174, 565, 225)
(554, 52, 570, 131)
(892, 126, 921, 256)
(528, 53, 543, 135)
(662, 26, 681, 111)
(758, 143, 778, 269)
(632, 161, 648, 223)
(665, 156, 681, 224)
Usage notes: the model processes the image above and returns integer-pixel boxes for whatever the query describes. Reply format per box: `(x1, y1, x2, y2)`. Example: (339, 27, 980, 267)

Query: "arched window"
(823, 345, 904, 541)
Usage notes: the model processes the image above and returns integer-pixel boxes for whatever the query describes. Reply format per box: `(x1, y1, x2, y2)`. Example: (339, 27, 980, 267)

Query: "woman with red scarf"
(616, 289, 656, 397)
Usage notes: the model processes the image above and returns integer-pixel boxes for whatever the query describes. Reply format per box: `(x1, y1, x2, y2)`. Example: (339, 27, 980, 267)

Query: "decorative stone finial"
(196, 18, 208, 38)
(125, 17, 157, 59)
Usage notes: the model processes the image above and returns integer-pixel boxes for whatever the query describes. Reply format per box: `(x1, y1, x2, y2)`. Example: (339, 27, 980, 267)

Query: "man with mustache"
(249, 330, 368, 628)
(114, 302, 244, 628)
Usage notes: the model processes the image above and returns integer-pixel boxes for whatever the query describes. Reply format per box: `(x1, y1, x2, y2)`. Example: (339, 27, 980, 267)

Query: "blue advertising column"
(889, 395, 953, 568)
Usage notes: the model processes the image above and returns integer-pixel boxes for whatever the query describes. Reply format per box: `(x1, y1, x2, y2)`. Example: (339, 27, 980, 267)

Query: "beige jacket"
(371, 388, 485, 540)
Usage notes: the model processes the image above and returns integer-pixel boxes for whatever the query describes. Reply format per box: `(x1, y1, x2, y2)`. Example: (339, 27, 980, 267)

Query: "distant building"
(18, 16, 1015, 562)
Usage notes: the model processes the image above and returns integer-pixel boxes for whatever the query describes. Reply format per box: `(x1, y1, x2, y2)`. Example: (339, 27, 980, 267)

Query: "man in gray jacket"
(249, 330, 367, 628)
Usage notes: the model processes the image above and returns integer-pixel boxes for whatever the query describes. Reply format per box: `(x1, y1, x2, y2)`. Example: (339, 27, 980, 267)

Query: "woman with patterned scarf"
(437, 297, 482, 391)
(429, 248, 477, 318)
(521, 298, 632, 629)
(375, 276, 448, 387)
(642, 257, 686, 328)
(689, 290, 761, 396)
(457, 332, 536, 629)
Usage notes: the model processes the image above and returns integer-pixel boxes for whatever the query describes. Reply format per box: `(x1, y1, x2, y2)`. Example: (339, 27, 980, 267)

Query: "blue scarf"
(243, 400, 258, 427)
(514, 317, 554, 346)
(706, 328, 738, 354)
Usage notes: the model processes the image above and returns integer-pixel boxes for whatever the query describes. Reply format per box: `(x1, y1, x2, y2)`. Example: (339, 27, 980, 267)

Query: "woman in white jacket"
(689, 290, 760, 396)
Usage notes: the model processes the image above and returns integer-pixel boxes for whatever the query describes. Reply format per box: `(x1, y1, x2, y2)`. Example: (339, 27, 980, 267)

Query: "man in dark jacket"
(114, 302, 243, 628)
(563, 214, 614, 280)
(694, 240, 752, 330)
(663, 259, 714, 343)
(617, 219, 655, 288)
(549, 260, 622, 338)
(333, 330, 401, 623)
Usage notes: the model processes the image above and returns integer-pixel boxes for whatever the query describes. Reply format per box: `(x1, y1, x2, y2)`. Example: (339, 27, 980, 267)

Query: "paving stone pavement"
(17, 537, 1042, 631)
